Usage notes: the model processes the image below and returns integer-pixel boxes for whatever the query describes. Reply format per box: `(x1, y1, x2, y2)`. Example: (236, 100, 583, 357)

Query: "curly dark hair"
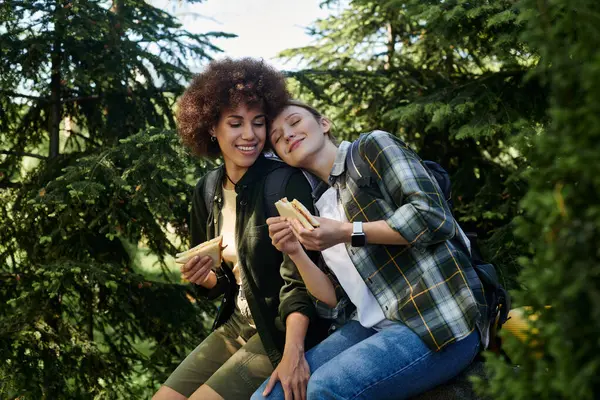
(176, 58, 290, 158)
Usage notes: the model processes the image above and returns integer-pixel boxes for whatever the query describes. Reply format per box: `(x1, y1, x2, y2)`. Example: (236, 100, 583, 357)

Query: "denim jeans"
(251, 320, 480, 400)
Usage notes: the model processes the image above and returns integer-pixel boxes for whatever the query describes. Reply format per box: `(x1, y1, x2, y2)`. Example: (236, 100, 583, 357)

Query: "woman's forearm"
(364, 220, 409, 245)
(339, 220, 409, 246)
(283, 312, 309, 351)
(289, 250, 338, 308)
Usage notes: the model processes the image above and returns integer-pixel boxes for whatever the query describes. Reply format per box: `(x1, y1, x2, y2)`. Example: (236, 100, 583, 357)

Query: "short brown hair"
(177, 58, 290, 157)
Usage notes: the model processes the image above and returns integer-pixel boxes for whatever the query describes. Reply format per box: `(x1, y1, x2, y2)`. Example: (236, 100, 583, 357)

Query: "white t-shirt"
(315, 187, 393, 329)
(220, 186, 255, 327)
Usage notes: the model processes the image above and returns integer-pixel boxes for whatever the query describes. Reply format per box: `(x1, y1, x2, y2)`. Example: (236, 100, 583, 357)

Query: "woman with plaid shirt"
(252, 101, 487, 400)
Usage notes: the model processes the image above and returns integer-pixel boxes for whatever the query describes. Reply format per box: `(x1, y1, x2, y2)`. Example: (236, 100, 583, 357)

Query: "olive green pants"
(164, 308, 273, 399)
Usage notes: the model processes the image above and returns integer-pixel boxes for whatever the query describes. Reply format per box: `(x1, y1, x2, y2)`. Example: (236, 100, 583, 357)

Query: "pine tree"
(0, 0, 229, 174)
(0, 1, 230, 397)
(283, 0, 548, 285)
(477, 0, 600, 398)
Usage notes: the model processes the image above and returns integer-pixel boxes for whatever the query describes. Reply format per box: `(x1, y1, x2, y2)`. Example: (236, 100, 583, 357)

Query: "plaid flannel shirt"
(310, 130, 488, 351)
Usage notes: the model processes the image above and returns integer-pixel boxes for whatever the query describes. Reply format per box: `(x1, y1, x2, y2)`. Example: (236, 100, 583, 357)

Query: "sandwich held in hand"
(274, 197, 320, 231)
(175, 235, 225, 265)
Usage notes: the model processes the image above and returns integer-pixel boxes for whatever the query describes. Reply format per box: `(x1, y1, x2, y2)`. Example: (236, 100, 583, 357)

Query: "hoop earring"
(210, 136, 217, 142)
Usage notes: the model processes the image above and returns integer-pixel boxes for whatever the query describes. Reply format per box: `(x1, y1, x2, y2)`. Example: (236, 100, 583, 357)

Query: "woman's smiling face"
(213, 103, 266, 171)
(269, 105, 330, 168)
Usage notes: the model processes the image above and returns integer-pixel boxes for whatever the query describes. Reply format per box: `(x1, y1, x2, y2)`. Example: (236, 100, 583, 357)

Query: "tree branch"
(0, 150, 48, 160)
(0, 90, 47, 102)
(2, 88, 180, 105)
(62, 95, 101, 104)
(74, 133, 102, 147)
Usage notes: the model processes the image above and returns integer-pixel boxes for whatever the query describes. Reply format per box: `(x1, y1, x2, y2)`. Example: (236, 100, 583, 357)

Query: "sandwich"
(274, 197, 320, 231)
(174, 235, 225, 265)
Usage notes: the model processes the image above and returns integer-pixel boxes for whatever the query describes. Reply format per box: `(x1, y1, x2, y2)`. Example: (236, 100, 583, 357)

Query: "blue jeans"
(251, 320, 480, 400)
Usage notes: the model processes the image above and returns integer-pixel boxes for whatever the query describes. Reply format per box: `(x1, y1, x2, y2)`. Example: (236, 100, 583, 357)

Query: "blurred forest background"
(1, 0, 598, 398)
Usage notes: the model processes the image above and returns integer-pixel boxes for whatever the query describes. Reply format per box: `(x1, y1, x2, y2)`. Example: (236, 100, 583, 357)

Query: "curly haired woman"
(153, 59, 326, 400)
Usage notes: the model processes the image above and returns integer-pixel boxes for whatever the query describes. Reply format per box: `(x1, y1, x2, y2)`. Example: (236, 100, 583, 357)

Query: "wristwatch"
(351, 221, 367, 247)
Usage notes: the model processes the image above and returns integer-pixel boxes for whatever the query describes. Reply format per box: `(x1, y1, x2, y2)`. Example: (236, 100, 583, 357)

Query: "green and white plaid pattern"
(311, 131, 488, 351)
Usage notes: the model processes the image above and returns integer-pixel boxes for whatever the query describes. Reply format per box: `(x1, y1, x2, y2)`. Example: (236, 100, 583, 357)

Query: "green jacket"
(190, 155, 327, 366)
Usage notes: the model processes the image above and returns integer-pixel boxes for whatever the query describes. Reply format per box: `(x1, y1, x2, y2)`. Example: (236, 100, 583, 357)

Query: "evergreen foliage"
(0, 1, 227, 397)
(0, 0, 231, 171)
(477, 0, 600, 398)
(284, 0, 549, 285)
(1, 129, 218, 398)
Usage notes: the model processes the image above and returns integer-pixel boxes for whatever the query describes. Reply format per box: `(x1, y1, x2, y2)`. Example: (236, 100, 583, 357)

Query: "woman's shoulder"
(260, 154, 298, 171)
(255, 156, 305, 181)
(358, 130, 405, 147)
(193, 166, 223, 197)
(356, 130, 413, 159)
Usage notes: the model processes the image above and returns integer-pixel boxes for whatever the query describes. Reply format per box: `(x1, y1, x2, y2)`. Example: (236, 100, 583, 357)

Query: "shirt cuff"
(312, 295, 350, 320)
(385, 203, 431, 251)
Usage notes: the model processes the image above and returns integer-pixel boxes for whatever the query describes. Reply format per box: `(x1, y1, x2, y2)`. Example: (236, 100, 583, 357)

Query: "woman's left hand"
(262, 344, 310, 400)
(289, 216, 349, 251)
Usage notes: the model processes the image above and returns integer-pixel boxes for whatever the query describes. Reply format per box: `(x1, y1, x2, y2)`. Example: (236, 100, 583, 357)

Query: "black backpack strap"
(422, 160, 453, 208)
(346, 134, 372, 188)
(202, 169, 220, 216)
(263, 165, 295, 218)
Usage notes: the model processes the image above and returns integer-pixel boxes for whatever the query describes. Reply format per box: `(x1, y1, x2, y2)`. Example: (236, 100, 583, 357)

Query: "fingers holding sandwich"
(174, 235, 225, 288)
(182, 255, 215, 285)
(266, 216, 287, 229)
(275, 197, 350, 252)
(175, 235, 225, 265)
(289, 216, 348, 251)
(267, 217, 302, 255)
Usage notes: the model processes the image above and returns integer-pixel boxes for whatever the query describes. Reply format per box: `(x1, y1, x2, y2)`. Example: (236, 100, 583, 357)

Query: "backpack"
(346, 134, 511, 351)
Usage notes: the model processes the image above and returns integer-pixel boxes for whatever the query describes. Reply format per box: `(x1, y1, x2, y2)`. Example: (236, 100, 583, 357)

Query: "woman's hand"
(289, 216, 350, 251)
(180, 255, 215, 288)
(262, 343, 310, 400)
(267, 217, 303, 256)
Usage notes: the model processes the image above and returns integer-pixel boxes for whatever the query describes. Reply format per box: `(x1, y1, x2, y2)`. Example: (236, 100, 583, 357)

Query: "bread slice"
(291, 199, 320, 227)
(175, 235, 224, 265)
(274, 197, 319, 231)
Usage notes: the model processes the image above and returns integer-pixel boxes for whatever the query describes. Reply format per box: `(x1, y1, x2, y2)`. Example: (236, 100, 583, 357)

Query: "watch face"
(351, 233, 367, 247)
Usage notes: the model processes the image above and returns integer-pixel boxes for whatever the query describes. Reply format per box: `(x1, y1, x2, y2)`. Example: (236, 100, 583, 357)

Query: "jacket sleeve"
(277, 170, 319, 325)
(360, 130, 458, 250)
(189, 177, 229, 300)
(308, 257, 352, 322)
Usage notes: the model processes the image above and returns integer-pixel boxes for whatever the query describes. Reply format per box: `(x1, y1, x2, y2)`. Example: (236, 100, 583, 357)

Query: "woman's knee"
(250, 380, 284, 400)
(152, 385, 187, 400)
(306, 369, 338, 399)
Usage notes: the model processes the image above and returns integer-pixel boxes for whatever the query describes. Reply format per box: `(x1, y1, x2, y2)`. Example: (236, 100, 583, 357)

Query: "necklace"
(224, 173, 238, 189)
